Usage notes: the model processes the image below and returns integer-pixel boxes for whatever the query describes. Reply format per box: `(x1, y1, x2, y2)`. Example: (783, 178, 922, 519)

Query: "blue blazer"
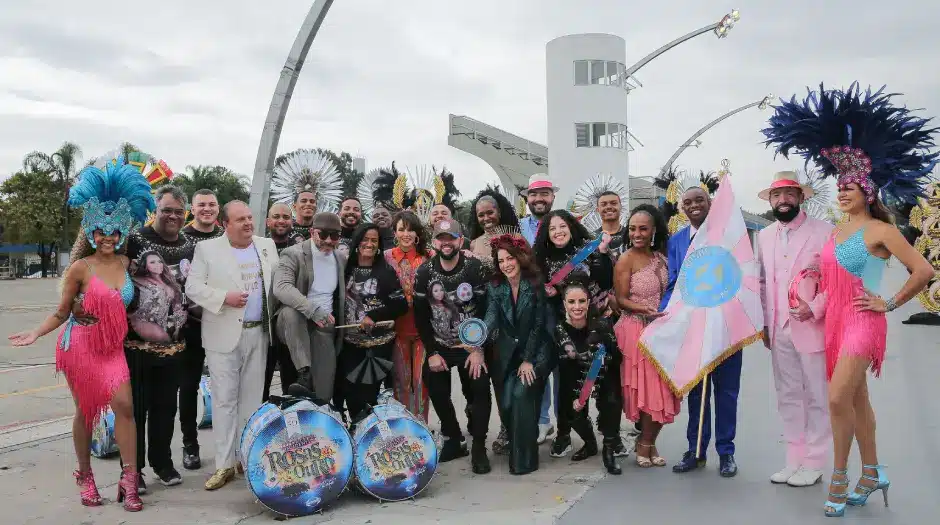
(659, 225, 692, 311)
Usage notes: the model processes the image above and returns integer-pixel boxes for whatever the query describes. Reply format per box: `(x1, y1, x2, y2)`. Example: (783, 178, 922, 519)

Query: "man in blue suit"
(661, 187, 742, 478)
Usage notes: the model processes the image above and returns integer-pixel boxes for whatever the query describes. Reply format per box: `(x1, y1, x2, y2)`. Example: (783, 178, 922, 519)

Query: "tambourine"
(457, 318, 487, 347)
(789, 268, 821, 308)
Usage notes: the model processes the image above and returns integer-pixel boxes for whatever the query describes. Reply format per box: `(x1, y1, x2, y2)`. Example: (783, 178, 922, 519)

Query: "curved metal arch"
(248, 0, 335, 231)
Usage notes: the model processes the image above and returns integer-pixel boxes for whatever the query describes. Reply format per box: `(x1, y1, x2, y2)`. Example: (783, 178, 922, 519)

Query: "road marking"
(0, 383, 66, 399)
(0, 364, 54, 374)
(0, 415, 72, 435)
(0, 415, 73, 450)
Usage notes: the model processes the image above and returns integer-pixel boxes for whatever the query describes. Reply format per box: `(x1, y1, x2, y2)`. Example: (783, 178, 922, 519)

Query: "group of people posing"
(8, 108, 935, 520)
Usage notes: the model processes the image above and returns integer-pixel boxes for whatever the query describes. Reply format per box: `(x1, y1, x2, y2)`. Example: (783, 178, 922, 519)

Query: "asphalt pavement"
(557, 259, 940, 525)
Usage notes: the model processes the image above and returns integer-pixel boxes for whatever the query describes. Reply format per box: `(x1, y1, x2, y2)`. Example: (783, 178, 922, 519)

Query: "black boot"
(439, 436, 469, 462)
(602, 438, 622, 475)
(570, 416, 597, 461)
(572, 440, 598, 461)
(287, 367, 316, 399)
(471, 439, 491, 475)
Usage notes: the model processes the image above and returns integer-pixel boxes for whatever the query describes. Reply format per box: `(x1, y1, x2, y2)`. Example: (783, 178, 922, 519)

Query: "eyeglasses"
(159, 207, 186, 217)
(317, 230, 340, 241)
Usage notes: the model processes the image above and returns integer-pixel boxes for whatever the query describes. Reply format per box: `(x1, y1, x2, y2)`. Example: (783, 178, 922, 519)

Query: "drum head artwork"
(242, 402, 354, 517)
(457, 318, 487, 347)
(353, 405, 438, 501)
(197, 375, 212, 429)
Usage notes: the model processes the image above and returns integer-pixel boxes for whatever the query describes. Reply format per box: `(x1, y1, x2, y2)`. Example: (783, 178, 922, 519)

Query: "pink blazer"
(756, 215, 834, 353)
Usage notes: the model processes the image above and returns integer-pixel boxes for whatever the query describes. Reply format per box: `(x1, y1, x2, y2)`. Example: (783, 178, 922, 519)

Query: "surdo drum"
(352, 391, 439, 501)
(90, 407, 118, 458)
(240, 398, 354, 517)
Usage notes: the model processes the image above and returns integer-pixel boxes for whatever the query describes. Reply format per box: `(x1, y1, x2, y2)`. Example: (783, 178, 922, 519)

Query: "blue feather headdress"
(68, 156, 156, 248)
(761, 82, 939, 206)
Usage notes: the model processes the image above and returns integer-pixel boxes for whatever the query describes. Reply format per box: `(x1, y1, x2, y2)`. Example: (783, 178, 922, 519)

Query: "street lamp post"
(622, 9, 740, 178)
(248, 0, 335, 232)
(658, 94, 773, 178)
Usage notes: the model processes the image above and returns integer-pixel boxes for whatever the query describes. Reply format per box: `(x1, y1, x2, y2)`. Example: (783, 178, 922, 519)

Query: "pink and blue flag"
(640, 173, 765, 396)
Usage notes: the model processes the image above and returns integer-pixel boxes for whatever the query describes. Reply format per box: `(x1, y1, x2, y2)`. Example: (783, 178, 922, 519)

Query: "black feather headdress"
(761, 82, 939, 205)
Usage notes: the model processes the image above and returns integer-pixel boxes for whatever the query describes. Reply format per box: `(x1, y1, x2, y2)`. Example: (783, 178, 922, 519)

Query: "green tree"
(275, 148, 364, 199)
(0, 170, 78, 277)
(22, 142, 83, 255)
(167, 165, 250, 205)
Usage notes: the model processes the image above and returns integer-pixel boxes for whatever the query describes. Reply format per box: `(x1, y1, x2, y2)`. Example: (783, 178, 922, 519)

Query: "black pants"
(423, 352, 491, 441)
(344, 381, 382, 421)
(262, 328, 298, 402)
(126, 348, 179, 473)
(557, 357, 622, 442)
(178, 325, 205, 453)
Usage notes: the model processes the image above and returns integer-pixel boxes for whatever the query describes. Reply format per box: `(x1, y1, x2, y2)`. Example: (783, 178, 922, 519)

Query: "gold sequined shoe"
(204, 468, 236, 491)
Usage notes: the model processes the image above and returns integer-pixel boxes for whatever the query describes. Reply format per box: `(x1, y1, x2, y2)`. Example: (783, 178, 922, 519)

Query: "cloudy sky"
(2, 0, 938, 212)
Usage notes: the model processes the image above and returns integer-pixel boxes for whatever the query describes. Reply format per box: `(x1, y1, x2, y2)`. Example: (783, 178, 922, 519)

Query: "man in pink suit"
(756, 171, 833, 487)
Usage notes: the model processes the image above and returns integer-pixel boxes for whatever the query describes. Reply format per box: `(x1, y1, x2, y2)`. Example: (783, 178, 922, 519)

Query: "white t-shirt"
(307, 249, 338, 318)
(233, 244, 263, 322)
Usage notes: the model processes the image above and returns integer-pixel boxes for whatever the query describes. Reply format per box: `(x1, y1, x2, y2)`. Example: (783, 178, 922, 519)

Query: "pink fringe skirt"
(614, 315, 681, 425)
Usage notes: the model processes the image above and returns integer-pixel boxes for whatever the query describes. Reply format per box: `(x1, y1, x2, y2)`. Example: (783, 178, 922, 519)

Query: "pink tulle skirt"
(615, 315, 681, 424)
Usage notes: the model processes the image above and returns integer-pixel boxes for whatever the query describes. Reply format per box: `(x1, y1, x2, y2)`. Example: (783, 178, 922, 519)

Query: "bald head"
(266, 202, 293, 239)
(268, 203, 291, 218)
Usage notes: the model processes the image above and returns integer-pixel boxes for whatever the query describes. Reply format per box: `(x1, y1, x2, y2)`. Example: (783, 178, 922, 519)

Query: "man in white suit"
(186, 200, 280, 490)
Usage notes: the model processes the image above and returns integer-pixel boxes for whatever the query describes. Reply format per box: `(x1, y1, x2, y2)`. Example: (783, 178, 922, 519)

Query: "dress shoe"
(771, 466, 799, 484)
(571, 440, 598, 462)
(602, 438, 622, 475)
(470, 440, 491, 474)
(719, 454, 738, 477)
(205, 468, 236, 490)
(787, 467, 823, 487)
(287, 367, 315, 398)
(672, 451, 706, 473)
(439, 436, 469, 462)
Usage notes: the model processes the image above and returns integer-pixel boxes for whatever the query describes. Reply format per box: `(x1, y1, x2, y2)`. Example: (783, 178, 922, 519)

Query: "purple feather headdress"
(761, 82, 938, 205)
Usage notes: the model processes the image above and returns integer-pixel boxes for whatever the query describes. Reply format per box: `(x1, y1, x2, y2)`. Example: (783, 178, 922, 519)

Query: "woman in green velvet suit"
(483, 233, 551, 475)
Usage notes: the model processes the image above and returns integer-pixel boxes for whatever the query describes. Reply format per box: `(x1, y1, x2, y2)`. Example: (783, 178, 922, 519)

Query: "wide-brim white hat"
(520, 173, 559, 196)
(758, 170, 815, 201)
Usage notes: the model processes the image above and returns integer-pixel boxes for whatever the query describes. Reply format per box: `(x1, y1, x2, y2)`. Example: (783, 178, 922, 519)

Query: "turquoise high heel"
(847, 464, 890, 507)
(824, 468, 849, 517)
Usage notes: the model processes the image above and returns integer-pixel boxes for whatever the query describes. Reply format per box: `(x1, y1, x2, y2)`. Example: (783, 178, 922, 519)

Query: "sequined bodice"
(628, 254, 668, 309)
(833, 228, 886, 292)
(76, 272, 134, 308)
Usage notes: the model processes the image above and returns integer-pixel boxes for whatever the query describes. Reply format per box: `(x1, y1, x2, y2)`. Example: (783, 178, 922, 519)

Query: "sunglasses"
(317, 230, 340, 241)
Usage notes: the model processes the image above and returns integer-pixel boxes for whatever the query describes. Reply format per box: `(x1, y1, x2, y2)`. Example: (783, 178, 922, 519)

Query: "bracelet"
(885, 297, 898, 312)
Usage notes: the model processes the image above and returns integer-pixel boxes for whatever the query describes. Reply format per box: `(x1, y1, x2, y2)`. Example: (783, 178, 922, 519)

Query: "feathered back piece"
(356, 168, 383, 220)
(653, 167, 718, 234)
(761, 82, 939, 205)
(572, 173, 629, 231)
(69, 155, 156, 249)
(271, 150, 344, 213)
(371, 162, 407, 212)
(370, 163, 461, 223)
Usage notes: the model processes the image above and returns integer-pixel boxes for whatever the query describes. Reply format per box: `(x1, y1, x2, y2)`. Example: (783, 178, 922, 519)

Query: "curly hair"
(390, 210, 431, 256)
(489, 234, 541, 285)
(533, 209, 592, 261)
(625, 204, 669, 253)
(467, 186, 520, 240)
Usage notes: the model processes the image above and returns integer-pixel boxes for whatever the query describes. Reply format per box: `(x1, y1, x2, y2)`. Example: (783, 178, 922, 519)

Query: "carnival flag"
(640, 173, 764, 396)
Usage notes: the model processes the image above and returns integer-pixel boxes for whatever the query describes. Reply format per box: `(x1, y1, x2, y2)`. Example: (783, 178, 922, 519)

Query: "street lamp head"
(758, 93, 774, 110)
(714, 9, 741, 39)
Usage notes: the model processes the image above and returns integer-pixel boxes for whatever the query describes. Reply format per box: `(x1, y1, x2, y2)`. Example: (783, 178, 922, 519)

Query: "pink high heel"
(116, 465, 143, 512)
(74, 469, 102, 506)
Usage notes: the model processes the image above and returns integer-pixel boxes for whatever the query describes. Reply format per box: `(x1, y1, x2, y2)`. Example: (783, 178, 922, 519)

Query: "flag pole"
(695, 373, 709, 458)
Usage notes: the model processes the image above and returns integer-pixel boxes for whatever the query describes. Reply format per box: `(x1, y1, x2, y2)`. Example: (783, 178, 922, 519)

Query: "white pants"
(205, 326, 268, 471)
(770, 323, 830, 469)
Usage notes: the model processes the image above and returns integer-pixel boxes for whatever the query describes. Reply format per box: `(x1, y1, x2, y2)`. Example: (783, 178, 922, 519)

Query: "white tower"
(546, 34, 630, 211)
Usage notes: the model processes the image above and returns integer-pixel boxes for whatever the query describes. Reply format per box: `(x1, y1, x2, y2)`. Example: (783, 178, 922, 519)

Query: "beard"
(772, 204, 800, 223)
(439, 246, 459, 260)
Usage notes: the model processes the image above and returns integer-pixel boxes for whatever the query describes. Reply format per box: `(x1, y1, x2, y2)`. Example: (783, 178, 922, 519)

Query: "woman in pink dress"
(762, 83, 935, 517)
(613, 204, 681, 468)
(8, 157, 155, 511)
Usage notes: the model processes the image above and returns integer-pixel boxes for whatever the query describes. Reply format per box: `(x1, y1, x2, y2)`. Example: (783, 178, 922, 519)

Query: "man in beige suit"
(186, 201, 279, 490)
(272, 212, 347, 404)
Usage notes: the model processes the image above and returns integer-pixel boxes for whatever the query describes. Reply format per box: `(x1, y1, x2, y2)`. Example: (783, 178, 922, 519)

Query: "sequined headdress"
(271, 150, 344, 213)
(761, 82, 939, 206)
(571, 174, 630, 231)
(369, 162, 460, 222)
(68, 155, 156, 249)
(91, 148, 176, 226)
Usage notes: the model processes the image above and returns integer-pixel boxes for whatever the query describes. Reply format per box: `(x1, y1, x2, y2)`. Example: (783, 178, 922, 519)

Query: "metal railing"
(449, 115, 548, 166)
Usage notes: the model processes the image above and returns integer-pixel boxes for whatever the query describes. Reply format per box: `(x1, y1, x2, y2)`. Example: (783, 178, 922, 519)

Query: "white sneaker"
(787, 467, 823, 487)
(537, 423, 554, 445)
(771, 466, 799, 484)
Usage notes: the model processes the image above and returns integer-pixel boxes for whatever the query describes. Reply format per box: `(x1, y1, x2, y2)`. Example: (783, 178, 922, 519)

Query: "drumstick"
(334, 320, 395, 330)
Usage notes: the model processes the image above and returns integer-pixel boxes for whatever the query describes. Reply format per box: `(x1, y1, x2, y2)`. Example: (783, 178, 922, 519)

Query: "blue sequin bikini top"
(834, 228, 887, 293)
